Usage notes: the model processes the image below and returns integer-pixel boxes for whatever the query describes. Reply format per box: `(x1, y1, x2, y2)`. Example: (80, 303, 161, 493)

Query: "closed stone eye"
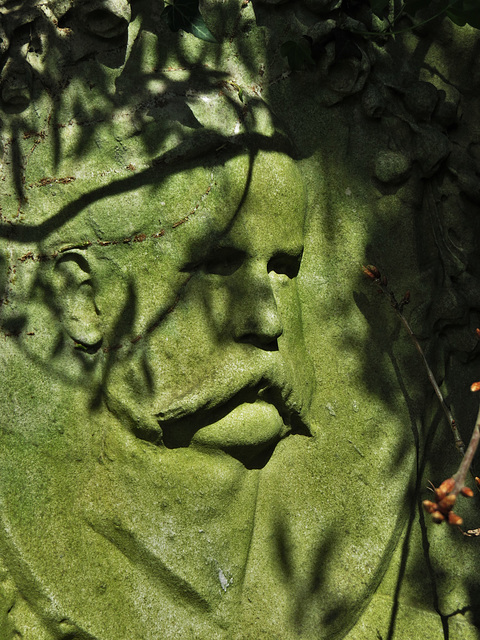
(203, 248, 245, 276)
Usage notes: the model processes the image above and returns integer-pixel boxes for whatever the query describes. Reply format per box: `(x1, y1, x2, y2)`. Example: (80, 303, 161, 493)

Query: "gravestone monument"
(1, 1, 480, 638)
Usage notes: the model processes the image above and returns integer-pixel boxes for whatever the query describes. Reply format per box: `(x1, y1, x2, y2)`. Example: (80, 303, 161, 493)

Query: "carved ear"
(54, 251, 102, 349)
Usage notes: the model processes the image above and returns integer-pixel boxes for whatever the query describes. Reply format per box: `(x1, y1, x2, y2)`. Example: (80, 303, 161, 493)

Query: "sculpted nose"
(234, 266, 283, 350)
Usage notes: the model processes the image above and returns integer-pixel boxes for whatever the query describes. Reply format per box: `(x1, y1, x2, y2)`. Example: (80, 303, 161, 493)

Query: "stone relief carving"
(0, 1, 480, 639)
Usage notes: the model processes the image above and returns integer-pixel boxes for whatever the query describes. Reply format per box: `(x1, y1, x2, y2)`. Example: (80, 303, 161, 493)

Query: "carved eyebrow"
(55, 250, 91, 274)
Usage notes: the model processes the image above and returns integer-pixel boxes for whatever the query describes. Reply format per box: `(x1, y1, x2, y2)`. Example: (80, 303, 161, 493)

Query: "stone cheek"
(0, 3, 479, 640)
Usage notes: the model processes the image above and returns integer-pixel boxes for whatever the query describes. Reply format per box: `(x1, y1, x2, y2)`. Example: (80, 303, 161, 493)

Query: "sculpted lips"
(190, 397, 288, 452)
(157, 376, 311, 460)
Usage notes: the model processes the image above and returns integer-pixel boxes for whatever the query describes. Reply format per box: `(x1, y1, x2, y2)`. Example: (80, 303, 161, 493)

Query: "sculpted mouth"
(156, 381, 311, 467)
(105, 355, 312, 467)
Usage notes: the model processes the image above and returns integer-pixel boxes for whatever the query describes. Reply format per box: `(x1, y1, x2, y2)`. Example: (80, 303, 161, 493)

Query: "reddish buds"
(438, 494, 456, 510)
(448, 512, 464, 526)
(424, 477, 469, 528)
(476, 477, 480, 490)
(431, 511, 445, 524)
(471, 381, 480, 393)
(435, 477, 455, 501)
(363, 264, 381, 280)
(476, 328, 480, 339)
(403, 291, 410, 304)
(422, 500, 438, 514)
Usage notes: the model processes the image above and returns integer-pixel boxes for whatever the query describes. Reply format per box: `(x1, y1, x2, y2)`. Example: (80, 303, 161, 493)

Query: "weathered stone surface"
(0, 2, 480, 639)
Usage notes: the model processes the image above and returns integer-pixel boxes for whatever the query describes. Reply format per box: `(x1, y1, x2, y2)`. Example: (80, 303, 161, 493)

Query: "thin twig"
(422, 406, 479, 528)
(394, 309, 465, 456)
(363, 265, 465, 456)
(452, 403, 480, 494)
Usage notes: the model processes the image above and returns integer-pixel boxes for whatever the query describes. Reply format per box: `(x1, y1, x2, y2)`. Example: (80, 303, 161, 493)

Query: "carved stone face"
(93, 151, 314, 465)
(53, 154, 313, 465)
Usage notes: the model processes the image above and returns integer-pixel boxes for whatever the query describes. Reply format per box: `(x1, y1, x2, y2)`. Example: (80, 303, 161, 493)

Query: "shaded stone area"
(0, 1, 480, 638)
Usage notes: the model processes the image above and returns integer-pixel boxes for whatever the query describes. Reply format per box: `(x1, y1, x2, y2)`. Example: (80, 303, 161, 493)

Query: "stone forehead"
(36, 150, 305, 252)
